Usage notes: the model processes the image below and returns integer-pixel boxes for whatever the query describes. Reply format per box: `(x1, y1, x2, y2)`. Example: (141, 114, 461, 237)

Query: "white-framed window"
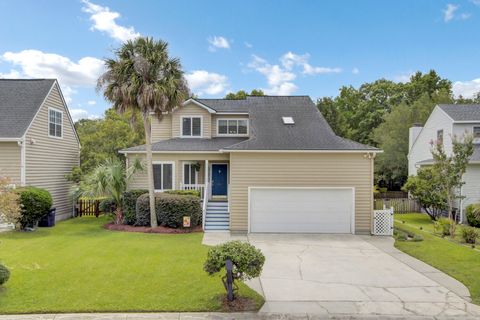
(217, 119, 249, 136)
(183, 162, 199, 185)
(48, 108, 63, 138)
(473, 126, 480, 139)
(437, 129, 443, 145)
(153, 161, 175, 191)
(181, 116, 202, 137)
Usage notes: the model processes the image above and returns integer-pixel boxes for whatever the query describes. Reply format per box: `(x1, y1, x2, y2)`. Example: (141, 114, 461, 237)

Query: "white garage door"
(249, 187, 354, 234)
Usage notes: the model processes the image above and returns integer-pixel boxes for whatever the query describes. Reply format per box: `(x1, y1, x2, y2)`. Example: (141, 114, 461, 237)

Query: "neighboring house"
(408, 104, 480, 221)
(0, 79, 80, 221)
(120, 96, 380, 234)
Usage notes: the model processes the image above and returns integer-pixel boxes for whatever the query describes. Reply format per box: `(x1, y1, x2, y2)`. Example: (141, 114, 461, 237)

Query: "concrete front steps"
(204, 201, 229, 231)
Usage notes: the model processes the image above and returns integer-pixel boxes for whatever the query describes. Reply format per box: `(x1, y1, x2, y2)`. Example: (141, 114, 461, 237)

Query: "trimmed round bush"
(135, 193, 202, 228)
(396, 232, 408, 241)
(16, 186, 52, 229)
(204, 241, 265, 281)
(466, 204, 480, 228)
(413, 234, 424, 242)
(122, 189, 147, 225)
(0, 264, 10, 285)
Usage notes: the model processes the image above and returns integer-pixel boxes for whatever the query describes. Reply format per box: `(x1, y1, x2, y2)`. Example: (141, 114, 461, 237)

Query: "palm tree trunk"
(143, 116, 158, 228)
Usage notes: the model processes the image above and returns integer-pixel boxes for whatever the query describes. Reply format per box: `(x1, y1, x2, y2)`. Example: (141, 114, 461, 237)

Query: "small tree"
(0, 177, 21, 226)
(403, 167, 446, 220)
(431, 134, 474, 236)
(79, 158, 143, 224)
(204, 241, 265, 301)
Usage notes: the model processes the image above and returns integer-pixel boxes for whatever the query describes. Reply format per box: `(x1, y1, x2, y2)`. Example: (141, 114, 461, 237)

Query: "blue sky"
(1, 0, 480, 121)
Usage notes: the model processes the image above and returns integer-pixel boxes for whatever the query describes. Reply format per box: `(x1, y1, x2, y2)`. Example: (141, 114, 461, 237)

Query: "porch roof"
(120, 137, 247, 153)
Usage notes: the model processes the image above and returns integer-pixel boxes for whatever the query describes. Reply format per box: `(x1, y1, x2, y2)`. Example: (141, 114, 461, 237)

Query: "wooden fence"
(76, 199, 101, 217)
(374, 191, 408, 199)
(374, 198, 421, 214)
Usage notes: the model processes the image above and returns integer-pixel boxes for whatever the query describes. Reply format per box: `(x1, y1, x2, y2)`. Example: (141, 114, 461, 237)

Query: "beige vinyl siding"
(0, 142, 22, 185)
(24, 84, 80, 220)
(171, 102, 211, 138)
(211, 115, 249, 137)
(127, 153, 229, 190)
(151, 114, 172, 142)
(229, 152, 374, 234)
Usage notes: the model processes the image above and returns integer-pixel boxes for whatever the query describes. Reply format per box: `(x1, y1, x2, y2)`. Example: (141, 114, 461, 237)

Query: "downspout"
(18, 136, 26, 187)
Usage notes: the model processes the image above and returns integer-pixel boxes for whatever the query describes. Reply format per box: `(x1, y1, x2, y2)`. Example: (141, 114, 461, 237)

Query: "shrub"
(396, 231, 408, 241)
(99, 198, 116, 214)
(0, 264, 10, 285)
(413, 234, 424, 242)
(434, 218, 451, 236)
(0, 177, 21, 225)
(16, 187, 52, 229)
(466, 204, 480, 228)
(461, 226, 478, 244)
(204, 241, 265, 282)
(135, 193, 202, 228)
(164, 189, 201, 197)
(122, 189, 147, 225)
(156, 194, 202, 228)
(135, 193, 151, 226)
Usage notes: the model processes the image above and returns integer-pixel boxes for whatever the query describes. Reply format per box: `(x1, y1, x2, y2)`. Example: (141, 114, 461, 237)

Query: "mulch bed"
(219, 295, 260, 312)
(104, 223, 203, 234)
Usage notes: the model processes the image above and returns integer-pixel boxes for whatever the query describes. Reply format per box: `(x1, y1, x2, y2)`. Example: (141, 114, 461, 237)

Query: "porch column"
(204, 160, 209, 198)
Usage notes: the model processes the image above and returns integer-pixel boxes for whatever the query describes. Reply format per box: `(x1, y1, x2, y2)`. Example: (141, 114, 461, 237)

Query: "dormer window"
(181, 116, 202, 137)
(437, 129, 443, 145)
(217, 119, 248, 136)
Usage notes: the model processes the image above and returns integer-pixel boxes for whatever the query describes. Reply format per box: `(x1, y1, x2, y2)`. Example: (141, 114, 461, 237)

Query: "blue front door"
(212, 164, 228, 196)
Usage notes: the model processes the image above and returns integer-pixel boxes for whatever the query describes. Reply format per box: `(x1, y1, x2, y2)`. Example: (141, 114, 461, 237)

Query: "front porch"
(176, 159, 230, 232)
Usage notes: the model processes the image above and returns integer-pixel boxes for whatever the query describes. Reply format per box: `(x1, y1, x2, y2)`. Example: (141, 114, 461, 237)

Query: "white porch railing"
(202, 182, 209, 230)
(180, 183, 205, 195)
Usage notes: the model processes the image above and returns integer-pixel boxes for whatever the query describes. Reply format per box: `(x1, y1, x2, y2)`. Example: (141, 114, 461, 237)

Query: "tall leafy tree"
(97, 37, 189, 227)
(75, 108, 145, 174)
(225, 89, 264, 99)
(372, 90, 453, 187)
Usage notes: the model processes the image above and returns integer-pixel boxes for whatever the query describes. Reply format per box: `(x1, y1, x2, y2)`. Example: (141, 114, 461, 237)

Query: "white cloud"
(453, 78, 480, 98)
(471, 0, 480, 6)
(87, 100, 97, 105)
(248, 52, 341, 95)
(0, 69, 21, 78)
(244, 42, 253, 48)
(208, 36, 230, 51)
(352, 67, 360, 74)
(442, 4, 470, 22)
(394, 71, 415, 83)
(185, 70, 229, 96)
(1, 49, 105, 105)
(82, 0, 140, 42)
(280, 52, 342, 75)
(2, 50, 104, 87)
(69, 108, 100, 122)
(443, 4, 458, 22)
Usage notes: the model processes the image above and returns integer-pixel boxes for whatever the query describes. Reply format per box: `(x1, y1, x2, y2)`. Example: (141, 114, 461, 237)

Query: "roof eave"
(220, 149, 383, 153)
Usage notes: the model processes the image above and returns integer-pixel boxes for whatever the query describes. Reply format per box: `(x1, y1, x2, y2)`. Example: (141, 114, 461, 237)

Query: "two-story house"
(120, 96, 380, 234)
(0, 79, 80, 221)
(408, 104, 480, 221)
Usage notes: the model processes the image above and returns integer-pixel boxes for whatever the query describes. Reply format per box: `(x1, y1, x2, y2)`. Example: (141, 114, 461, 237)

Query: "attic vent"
(282, 117, 294, 125)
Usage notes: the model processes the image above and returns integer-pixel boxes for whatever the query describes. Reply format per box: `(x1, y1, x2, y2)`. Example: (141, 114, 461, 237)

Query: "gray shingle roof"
(122, 137, 248, 152)
(122, 96, 378, 152)
(0, 79, 55, 138)
(438, 104, 480, 121)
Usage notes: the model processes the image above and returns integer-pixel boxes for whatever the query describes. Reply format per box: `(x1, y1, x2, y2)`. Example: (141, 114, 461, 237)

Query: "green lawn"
(394, 213, 480, 305)
(0, 217, 263, 314)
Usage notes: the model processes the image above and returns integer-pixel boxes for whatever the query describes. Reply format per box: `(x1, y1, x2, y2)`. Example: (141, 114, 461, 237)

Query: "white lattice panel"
(373, 207, 394, 236)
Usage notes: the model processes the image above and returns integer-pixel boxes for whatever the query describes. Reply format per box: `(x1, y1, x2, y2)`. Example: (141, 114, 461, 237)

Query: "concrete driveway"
(203, 233, 480, 318)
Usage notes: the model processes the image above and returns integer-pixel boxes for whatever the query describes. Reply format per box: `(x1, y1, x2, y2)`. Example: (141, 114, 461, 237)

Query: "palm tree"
(97, 37, 189, 227)
(79, 158, 143, 224)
